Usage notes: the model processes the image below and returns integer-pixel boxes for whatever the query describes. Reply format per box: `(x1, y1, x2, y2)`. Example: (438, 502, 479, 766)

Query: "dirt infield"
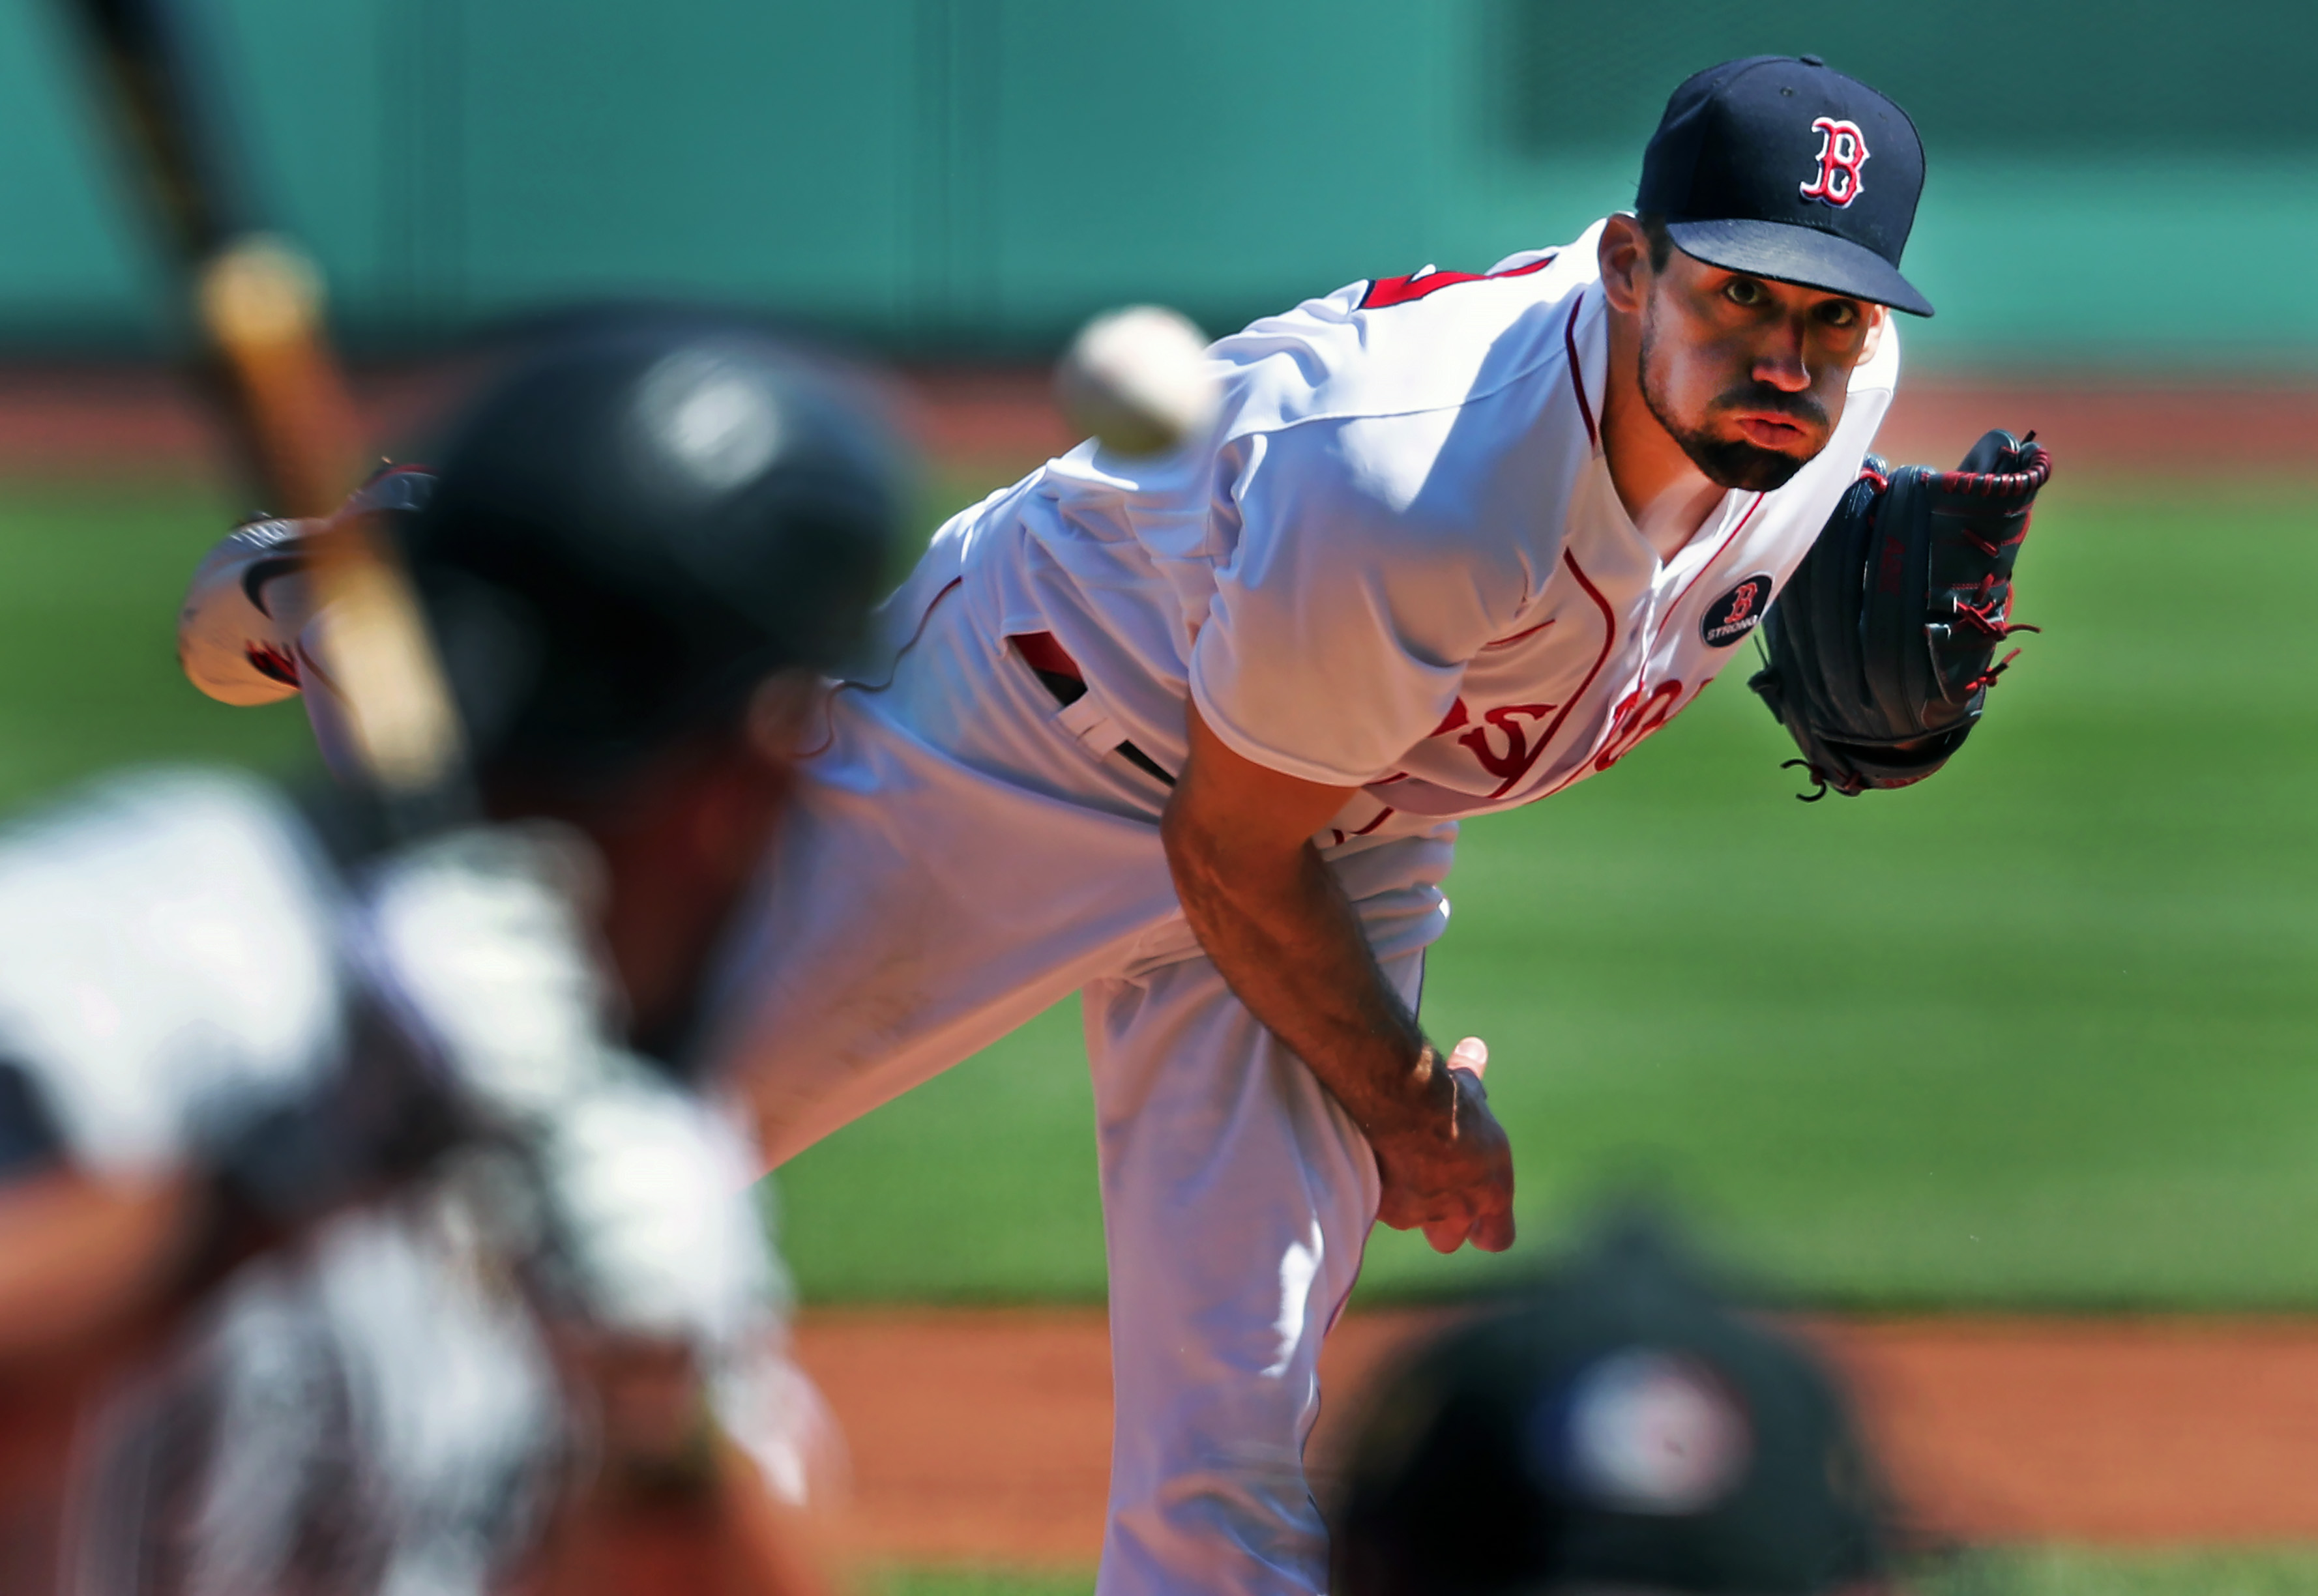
(796, 1309, 2318, 1565)
(0, 362, 2313, 482)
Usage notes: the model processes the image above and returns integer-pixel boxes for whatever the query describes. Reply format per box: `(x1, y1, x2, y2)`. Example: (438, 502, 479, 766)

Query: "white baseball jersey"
(971, 218, 1898, 844)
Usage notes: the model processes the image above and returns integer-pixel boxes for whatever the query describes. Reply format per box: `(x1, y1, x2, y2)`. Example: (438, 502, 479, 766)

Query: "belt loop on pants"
(1006, 631, 1176, 787)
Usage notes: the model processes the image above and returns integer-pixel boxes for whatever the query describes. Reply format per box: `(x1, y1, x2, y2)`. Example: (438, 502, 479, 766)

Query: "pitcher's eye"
(1817, 298, 1862, 328)
(1722, 278, 1767, 307)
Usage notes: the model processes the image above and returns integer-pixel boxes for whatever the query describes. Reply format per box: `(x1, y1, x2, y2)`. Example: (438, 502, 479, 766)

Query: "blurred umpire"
(1330, 1213, 1895, 1596)
(0, 310, 903, 1594)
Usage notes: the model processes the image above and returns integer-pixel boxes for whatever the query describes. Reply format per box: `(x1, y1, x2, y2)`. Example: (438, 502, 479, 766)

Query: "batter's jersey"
(973, 218, 1900, 843)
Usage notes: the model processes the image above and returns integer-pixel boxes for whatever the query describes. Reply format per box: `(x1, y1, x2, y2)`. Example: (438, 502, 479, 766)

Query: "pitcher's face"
(1636, 249, 1883, 492)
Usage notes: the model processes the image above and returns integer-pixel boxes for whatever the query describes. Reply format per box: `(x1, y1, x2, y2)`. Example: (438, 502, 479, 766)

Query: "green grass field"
(772, 473, 2318, 1311)
(5, 472, 2317, 1312)
(8, 471, 2318, 1591)
(875, 1548, 2318, 1596)
(0, 484, 316, 795)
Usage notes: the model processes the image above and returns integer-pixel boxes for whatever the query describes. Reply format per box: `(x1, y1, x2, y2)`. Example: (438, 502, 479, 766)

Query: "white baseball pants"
(709, 514, 1454, 1596)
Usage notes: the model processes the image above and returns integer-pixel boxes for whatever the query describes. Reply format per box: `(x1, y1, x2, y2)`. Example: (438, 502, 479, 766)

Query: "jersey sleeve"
(1187, 417, 1536, 787)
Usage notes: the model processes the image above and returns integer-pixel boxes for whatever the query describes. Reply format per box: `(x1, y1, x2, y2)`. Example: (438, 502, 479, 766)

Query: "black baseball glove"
(1748, 429, 2052, 799)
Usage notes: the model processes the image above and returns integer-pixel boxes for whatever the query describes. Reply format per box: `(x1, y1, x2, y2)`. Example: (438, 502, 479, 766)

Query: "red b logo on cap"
(1798, 117, 1869, 208)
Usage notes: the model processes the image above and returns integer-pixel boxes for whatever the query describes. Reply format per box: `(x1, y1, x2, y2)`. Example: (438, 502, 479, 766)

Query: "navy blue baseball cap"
(1638, 56, 1933, 317)
(1330, 1211, 1894, 1596)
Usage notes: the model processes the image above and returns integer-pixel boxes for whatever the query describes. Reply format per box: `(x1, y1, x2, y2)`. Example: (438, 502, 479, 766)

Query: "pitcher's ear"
(1856, 302, 1888, 366)
(1598, 213, 1651, 314)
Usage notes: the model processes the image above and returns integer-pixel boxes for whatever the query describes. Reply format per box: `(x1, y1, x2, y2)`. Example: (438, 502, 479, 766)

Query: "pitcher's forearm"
(1164, 826, 1448, 1137)
(1161, 705, 1514, 1253)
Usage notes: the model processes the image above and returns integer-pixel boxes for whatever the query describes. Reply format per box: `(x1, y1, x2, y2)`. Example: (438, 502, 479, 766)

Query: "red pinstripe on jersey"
(1562, 297, 1596, 448)
(1357, 252, 1557, 311)
(1483, 617, 1556, 649)
(1650, 493, 1767, 653)
(1475, 547, 1618, 801)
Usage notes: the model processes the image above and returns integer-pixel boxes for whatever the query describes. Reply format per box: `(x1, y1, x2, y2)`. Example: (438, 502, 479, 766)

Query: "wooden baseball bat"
(54, 0, 467, 815)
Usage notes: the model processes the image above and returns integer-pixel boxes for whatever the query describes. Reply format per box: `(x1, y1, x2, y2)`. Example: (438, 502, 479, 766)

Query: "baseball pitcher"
(705, 55, 2042, 1595)
(181, 58, 2047, 1596)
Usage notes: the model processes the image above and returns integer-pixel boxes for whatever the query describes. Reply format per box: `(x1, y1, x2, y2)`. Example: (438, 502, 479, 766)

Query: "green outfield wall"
(0, 0, 2306, 366)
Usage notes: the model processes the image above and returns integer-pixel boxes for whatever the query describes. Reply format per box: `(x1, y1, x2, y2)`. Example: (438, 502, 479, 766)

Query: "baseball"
(1054, 304, 1221, 457)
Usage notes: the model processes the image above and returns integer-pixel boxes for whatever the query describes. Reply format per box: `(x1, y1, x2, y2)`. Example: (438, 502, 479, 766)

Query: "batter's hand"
(1373, 1037, 1515, 1255)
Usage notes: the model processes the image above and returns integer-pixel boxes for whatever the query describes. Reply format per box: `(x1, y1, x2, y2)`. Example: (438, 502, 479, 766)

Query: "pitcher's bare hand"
(1372, 1037, 1515, 1254)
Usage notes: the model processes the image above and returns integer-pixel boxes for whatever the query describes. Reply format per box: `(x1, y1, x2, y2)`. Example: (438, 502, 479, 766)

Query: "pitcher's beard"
(1637, 321, 1820, 493)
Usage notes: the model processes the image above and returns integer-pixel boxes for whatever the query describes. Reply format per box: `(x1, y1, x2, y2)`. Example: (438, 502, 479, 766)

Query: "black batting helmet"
(390, 307, 908, 778)
(1331, 1211, 1891, 1596)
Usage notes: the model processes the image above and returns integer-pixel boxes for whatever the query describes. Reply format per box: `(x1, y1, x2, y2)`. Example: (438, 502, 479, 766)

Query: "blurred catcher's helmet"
(1330, 1212, 1890, 1596)
(392, 308, 909, 778)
